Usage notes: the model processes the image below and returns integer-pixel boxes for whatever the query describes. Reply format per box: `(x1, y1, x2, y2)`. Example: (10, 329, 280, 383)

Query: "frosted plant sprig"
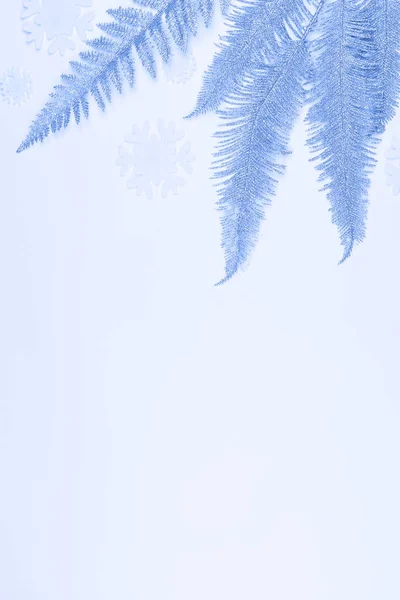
(17, 0, 219, 153)
(189, 0, 400, 282)
(16, 0, 400, 283)
(198, 0, 325, 283)
(371, 0, 400, 134)
(306, 0, 379, 263)
(188, 0, 285, 118)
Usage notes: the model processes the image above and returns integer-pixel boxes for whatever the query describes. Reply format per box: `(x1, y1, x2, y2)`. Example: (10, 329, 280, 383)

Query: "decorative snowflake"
(21, 0, 94, 56)
(116, 120, 195, 199)
(0, 67, 33, 106)
(164, 51, 197, 84)
(385, 137, 400, 196)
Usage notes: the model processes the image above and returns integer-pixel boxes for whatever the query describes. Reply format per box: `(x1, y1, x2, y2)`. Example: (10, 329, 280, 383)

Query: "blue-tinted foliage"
(17, 0, 217, 153)
(189, 0, 318, 118)
(306, 0, 379, 262)
(190, 0, 400, 282)
(213, 0, 323, 283)
(188, 0, 277, 117)
(219, 0, 231, 16)
(17, 0, 400, 282)
(372, 0, 400, 133)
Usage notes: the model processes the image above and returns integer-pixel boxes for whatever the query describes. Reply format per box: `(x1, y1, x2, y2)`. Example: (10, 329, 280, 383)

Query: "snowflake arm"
(17, 0, 216, 153)
(23, 20, 45, 50)
(20, 0, 41, 20)
(74, 11, 95, 42)
(48, 34, 76, 56)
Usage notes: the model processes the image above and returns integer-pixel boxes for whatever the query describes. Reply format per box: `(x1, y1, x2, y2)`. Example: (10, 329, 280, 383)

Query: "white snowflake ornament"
(164, 51, 197, 84)
(117, 120, 195, 199)
(21, 0, 94, 56)
(385, 136, 400, 196)
(0, 68, 33, 106)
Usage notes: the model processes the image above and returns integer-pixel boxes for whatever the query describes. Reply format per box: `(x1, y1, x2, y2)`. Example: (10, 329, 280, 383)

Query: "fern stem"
(337, 0, 354, 261)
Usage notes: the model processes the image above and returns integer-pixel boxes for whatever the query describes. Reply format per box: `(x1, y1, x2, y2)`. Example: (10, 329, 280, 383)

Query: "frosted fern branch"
(306, 0, 379, 262)
(213, 0, 324, 283)
(17, 0, 217, 152)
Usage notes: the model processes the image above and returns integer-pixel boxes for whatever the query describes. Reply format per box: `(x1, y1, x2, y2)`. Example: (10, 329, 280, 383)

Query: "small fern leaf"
(306, 0, 378, 262)
(17, 0, 215, 153)
(214, 0, 324, 284)
(372, 0, 400, 134)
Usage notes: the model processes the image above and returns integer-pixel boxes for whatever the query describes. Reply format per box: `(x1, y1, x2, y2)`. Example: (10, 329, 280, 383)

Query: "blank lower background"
(1, 1, 400, 599)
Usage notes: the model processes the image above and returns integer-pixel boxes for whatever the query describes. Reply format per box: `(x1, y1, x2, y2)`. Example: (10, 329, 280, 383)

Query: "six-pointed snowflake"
(164, 51, 197, 84)
(0, 67, 33, 106)
(21, 0, 94, 56)
(385, 136, 400, 196)
(116, 120, 195, 199)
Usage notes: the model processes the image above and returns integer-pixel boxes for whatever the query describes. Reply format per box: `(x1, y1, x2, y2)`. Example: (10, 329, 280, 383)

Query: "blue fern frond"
(17, 0, 216, 153)
(214, 0, 324, 284)
(306, 0, 379, 263)
(372, 0, 400, 134)
(219, 0, 231, 16)
(188, 0, 275, 118)
(188, 0, 319, 118)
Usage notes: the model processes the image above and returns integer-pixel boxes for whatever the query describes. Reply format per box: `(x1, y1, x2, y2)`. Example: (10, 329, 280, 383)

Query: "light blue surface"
(1, 1, 400, 599)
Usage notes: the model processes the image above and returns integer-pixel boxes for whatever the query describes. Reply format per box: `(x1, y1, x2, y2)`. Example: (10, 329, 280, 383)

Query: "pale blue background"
(1, 1, 400, 599)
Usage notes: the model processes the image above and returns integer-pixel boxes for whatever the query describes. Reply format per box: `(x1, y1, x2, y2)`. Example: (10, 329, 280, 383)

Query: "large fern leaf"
(214, 0, 324, 284)
(306, 0, 378, 263)
(17, 0, 216, 153)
